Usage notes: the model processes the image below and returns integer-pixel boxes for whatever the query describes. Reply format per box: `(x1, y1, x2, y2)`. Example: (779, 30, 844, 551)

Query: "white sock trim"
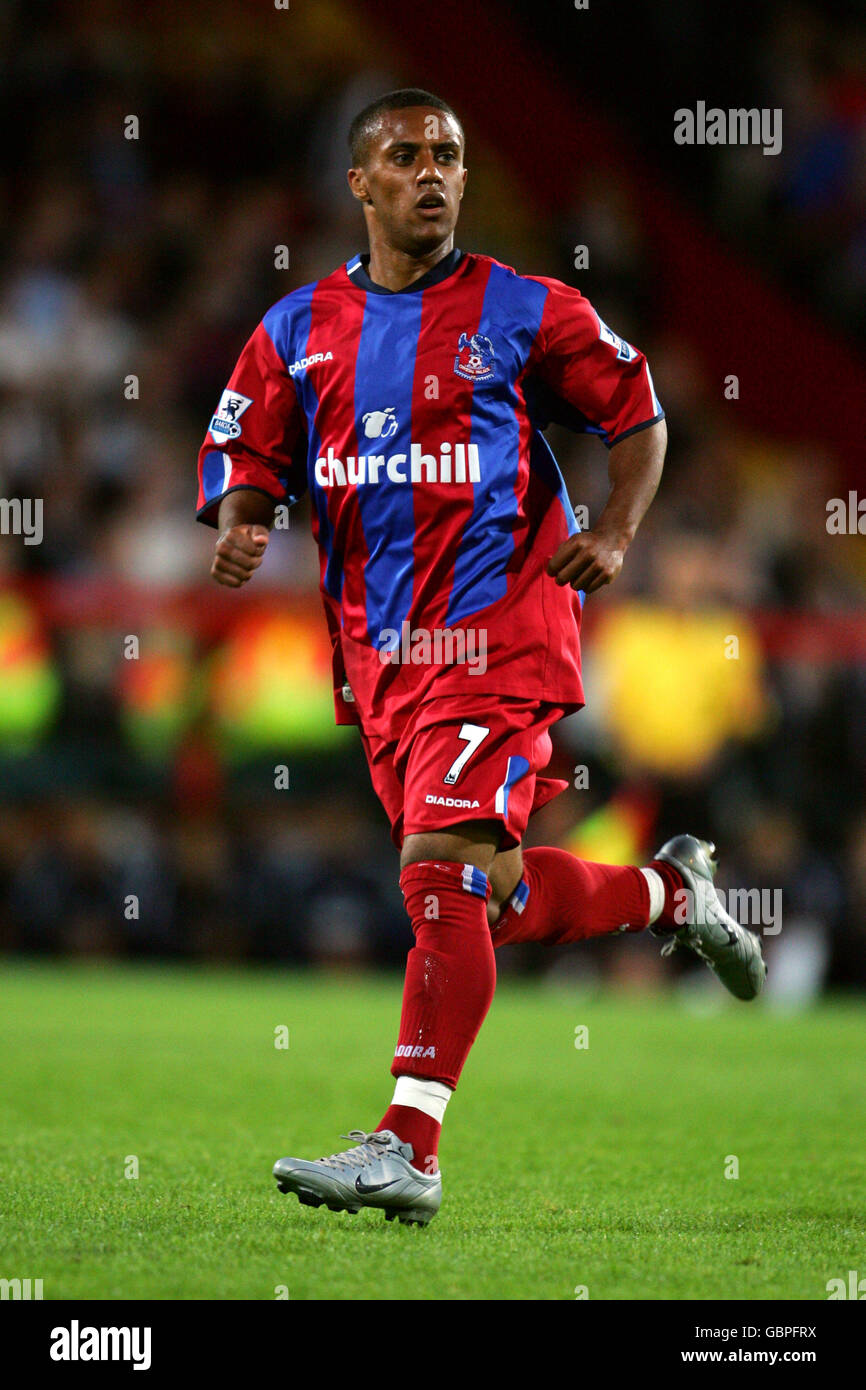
(392, 1076, 452, 1123)
(640, 867, 665, 925)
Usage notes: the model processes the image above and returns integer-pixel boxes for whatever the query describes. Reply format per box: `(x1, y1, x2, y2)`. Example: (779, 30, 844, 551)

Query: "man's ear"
(347, 167, 372, 204)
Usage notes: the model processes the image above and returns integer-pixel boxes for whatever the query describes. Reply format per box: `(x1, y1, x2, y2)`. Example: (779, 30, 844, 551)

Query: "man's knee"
(398, 831, 522, 932)
(487, 845, 523, 928)
(400, 820, 501, 874)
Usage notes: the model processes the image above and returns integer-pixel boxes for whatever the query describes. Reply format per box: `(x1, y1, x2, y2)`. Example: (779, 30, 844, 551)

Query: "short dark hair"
(348, 88, 464, 166)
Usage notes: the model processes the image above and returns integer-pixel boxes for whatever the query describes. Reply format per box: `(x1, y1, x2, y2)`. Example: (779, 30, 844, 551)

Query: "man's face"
(348, 107, 467, 254)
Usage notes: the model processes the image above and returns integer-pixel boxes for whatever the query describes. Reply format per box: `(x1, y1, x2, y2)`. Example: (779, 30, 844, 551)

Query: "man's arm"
(547, 417, 667, 593)
(211, 489, 277, 588)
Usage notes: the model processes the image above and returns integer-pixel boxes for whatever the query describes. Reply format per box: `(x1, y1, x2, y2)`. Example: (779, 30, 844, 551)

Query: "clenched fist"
(546, 529, 625, 594)
(211, 523, 270, 588)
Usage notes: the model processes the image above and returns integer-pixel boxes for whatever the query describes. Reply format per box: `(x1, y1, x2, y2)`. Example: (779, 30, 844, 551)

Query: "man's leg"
(488, 843, 663, 942)
(272, 818, 501, 1225)
(374, 821, 500, 1175)
(486, 838, 766, 1001)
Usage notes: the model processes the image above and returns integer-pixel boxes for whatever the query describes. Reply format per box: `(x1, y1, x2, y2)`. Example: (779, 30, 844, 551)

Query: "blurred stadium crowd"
(714, 4, 866, 344)
(1, 1, 864, 994)
(523, 0, 866, 348)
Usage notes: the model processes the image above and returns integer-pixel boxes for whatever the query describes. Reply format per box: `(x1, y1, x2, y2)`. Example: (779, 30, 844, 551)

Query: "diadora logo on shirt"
(425, 795, 481, 809)
(210, 390, 252, 443)
(597, 317, 637, 362)
(314, 442, 481, 488)
(288, 350, 333, 377)
(454, 331, 495, 382)
(362, 407, 398, 440)
(394, 1044, 437, 1059)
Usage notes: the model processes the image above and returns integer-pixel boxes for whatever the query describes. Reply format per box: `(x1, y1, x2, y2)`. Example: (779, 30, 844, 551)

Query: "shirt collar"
(348, 247, 464, 295)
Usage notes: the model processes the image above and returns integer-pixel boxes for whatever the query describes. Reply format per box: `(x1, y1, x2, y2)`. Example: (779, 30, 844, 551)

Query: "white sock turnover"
(392, 1075, 452, 1123)
(640, 867, 666, 925)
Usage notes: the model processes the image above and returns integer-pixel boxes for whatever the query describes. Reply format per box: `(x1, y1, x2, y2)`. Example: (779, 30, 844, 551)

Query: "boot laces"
(317, 1130, 392, 1170)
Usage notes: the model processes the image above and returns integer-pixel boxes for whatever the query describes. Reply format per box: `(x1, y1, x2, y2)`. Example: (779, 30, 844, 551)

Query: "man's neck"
(365, 237, 455, 293)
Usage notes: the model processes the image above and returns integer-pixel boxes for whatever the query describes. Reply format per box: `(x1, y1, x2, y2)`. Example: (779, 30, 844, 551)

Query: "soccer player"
(196, 89, 766, 1226)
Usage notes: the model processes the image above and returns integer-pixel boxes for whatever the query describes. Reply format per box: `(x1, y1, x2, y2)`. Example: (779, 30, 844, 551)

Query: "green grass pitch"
(1, 961, 863, 1300)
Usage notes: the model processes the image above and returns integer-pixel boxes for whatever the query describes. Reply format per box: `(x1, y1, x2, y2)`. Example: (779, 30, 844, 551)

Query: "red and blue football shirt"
(196, 249, 664, 737)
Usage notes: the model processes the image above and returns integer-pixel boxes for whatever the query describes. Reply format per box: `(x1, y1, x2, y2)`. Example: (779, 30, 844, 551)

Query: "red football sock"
(377, 860, 496, 1172)
(492, 846, 650, 946)
(645, 858, 687, 930)
(376, 1104, 443, 1177)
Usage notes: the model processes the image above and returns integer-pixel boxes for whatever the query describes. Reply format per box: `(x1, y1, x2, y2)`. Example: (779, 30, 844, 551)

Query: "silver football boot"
(650, 835, 767, 1001)
(273, 1129, 442, 1226)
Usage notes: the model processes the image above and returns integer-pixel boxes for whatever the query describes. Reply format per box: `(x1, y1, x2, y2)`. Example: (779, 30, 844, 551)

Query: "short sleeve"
(196, 320, 307, 527)
(526, 278, 664, 447)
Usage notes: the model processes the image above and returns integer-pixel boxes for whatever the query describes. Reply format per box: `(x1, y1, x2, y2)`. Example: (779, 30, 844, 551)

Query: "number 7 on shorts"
(443, 723, 490, 786)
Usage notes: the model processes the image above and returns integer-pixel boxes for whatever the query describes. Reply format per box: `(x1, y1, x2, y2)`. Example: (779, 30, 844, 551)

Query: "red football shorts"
(359, 695, 571, 850)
